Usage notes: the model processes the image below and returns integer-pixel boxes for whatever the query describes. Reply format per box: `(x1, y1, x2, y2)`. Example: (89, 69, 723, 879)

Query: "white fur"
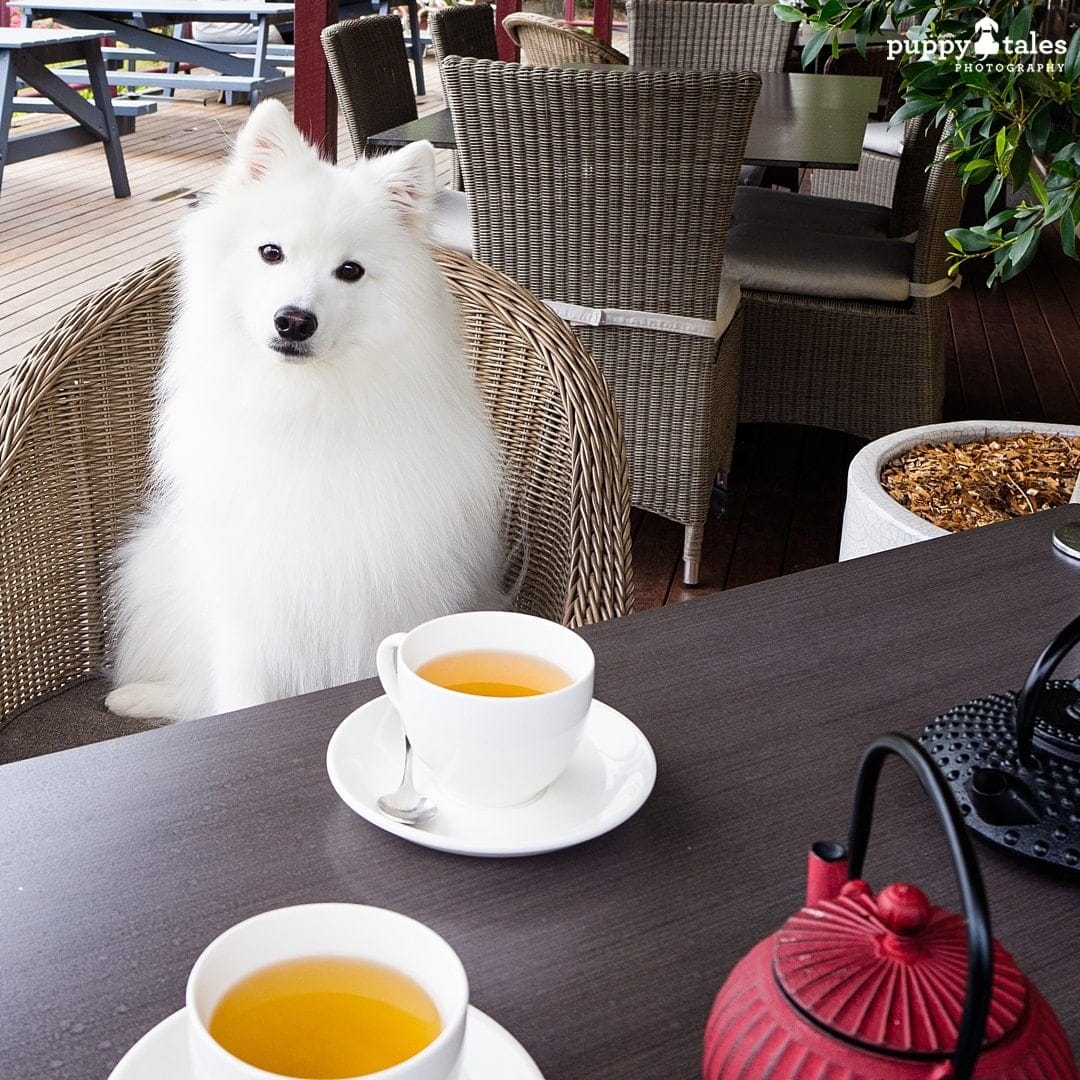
(106, 100, 504, 721)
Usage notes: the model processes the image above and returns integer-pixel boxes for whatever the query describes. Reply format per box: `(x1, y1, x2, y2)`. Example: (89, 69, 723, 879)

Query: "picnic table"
(10, 0, 295, 105)
(0, 25, 129, 195)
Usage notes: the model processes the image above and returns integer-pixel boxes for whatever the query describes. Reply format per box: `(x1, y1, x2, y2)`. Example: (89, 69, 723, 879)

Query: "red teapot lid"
(773, 879, 1029, 1057)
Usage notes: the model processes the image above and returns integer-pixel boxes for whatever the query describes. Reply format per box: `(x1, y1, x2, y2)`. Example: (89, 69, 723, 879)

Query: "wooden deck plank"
(973, 271, 1045, 420)
(946, 274, 1006, 420)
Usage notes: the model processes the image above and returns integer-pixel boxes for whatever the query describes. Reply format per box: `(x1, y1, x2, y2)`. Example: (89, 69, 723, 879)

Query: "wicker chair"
(626, 0, 794, 187)
(322, 15, 424, 158)
(322, 15, 470, 250)
(430, 2, 499, 65)
(0, 250, 633, 763)
(627, 0, 796, 71)
(502, 12, 629, 66)
(442, 57, 761, 584)
(429, 4, 499, 191)
(726, 121, 965, 440)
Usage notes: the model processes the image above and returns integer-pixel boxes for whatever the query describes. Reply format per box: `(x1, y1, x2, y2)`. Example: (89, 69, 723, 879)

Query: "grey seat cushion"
(0, 678, 170, 765)
(725, 221, 916, 303)
(863, 120, 905, 157)
(733, 185, 891, 239)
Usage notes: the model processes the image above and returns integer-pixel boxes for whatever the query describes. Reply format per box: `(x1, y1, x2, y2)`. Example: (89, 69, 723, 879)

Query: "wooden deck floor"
(3, 58, 1079, 615)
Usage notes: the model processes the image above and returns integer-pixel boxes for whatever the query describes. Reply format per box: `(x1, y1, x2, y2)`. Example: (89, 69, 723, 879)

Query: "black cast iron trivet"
(920, 614, 1080, 876)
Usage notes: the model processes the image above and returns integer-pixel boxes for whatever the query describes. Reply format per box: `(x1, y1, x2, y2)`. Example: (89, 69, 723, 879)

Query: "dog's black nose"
(274, 306, 318, 342)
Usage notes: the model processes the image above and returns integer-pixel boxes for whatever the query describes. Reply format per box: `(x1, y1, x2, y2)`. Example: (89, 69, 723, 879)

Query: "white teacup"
(186, 904, 468, 1080)
(376, 611, 595, 808)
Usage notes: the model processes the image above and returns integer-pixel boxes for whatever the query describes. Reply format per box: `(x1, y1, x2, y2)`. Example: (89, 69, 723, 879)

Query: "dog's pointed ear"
(364, 141, 437, 228)
(226, 99, 314, 184)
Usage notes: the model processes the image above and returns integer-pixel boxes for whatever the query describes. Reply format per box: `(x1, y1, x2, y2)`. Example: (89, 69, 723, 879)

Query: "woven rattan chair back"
(322, 15, 418, 159)
(627, 0, 795, 71)
(430, 2, 499, 65)
(0, 250, 631, 745)
(502, 12, 629, 65)
(442, 57, 761, 583)
(735, 120, 965, 440)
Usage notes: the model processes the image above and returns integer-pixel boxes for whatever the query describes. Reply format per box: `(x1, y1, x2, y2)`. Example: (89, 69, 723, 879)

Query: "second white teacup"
(376, 611, 595, 808)
(186, 903, 468, 1080)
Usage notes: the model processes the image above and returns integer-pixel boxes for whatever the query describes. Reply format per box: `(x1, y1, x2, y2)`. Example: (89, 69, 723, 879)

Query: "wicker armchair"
(627, 0, 796, 71)
(430, 2, 499, 64)
(322, 14, 470, 249)
(502, 12, 629, 66)
(727, 121, 965, 440)
(0, 251, 632, 763)
(442, 57, 761, 584)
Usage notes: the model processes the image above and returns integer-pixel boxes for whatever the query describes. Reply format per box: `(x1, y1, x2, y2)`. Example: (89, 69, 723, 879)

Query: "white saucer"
(326, 696, 656, 857)
(109, 1005, 543, 1079)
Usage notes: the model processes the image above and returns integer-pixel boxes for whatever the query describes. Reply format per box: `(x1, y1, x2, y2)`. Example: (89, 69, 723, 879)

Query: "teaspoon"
(377, 734, 438, 826)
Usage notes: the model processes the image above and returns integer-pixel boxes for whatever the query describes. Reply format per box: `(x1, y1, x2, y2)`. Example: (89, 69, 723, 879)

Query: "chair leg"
(682, 523, 703, 586)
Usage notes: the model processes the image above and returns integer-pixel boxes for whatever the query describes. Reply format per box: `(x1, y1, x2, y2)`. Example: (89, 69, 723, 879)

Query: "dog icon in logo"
(972, 13, 1000, 56)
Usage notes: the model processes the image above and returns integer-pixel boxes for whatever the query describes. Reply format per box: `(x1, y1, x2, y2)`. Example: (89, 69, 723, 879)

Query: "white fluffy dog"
(105, 100, 504, 722)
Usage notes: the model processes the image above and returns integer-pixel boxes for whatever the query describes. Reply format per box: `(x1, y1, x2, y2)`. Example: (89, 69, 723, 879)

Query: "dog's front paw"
(105, 682, 179, 720)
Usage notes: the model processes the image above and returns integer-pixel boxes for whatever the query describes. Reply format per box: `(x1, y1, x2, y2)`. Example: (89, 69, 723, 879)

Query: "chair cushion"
(863, 120, 905, 157)
(0, 677, 170, 764)
(432, 187, 472, 254)
(733, 185, 891, 239)
(725, 221, 916, 303)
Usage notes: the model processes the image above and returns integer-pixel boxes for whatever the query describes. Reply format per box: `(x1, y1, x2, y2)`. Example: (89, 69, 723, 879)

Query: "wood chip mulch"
(880, 433, 1080, 532)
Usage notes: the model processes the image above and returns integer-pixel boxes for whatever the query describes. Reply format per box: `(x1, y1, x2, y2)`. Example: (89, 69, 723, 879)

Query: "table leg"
(82, 38, 129, 196)
(0, 50, 17, 193)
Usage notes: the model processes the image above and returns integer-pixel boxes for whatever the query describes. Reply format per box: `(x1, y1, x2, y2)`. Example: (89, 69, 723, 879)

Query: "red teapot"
(703, 733, 1078, 1079)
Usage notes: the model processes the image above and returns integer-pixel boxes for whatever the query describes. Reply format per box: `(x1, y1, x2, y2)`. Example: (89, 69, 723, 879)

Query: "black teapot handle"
(1014, 612, 1080, 765)
(846, 733, 992, 1080)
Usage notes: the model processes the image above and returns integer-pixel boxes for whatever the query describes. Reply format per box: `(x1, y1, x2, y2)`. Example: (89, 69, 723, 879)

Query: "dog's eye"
(334, 261, 365, 283)
(259, 244, 284, 264)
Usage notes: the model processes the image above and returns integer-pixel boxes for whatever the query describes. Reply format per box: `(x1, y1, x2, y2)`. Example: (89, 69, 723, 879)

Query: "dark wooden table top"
(4, 507, 1080, 1079)
(368, 72, 882, 170)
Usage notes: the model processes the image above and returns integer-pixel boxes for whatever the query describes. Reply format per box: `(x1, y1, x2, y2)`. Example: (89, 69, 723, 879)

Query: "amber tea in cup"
(416, 649, 572, 697)
(208, 956, 441, 1078)
(186, 904, 469, 1080)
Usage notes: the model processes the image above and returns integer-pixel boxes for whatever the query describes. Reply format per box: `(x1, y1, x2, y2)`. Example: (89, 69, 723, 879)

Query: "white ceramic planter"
(840, 420, 1080, 561)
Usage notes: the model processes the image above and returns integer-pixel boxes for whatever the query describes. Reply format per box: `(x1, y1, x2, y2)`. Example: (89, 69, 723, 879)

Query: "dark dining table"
(3, 506, 1079, 1078)
(368, 72, 883, 171)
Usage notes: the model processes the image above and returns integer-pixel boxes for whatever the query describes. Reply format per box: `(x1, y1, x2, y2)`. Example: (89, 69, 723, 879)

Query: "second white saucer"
(326, 695, 656, 857)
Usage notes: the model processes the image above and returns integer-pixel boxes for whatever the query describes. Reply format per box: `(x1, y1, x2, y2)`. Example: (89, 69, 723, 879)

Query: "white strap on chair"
(543, 279, 741, 341)
(908, 275, 961, 298)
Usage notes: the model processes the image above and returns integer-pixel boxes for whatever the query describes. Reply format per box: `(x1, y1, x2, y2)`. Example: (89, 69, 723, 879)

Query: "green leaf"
(773, 5, 807, 23)
(891, 97, 940, 124)
(947, 227, 995, 252)
(983, 174, 1004, 212)
(1009, 140, 1032, 188)
(1064, 27, 1080, 84)
(1005, 225, 1041, 275)
(1025, 106, 1052, 158)
(800, 27, 832, 68)
(1006, 6, 1032, 46)
(1062, 207, 1078, 261)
